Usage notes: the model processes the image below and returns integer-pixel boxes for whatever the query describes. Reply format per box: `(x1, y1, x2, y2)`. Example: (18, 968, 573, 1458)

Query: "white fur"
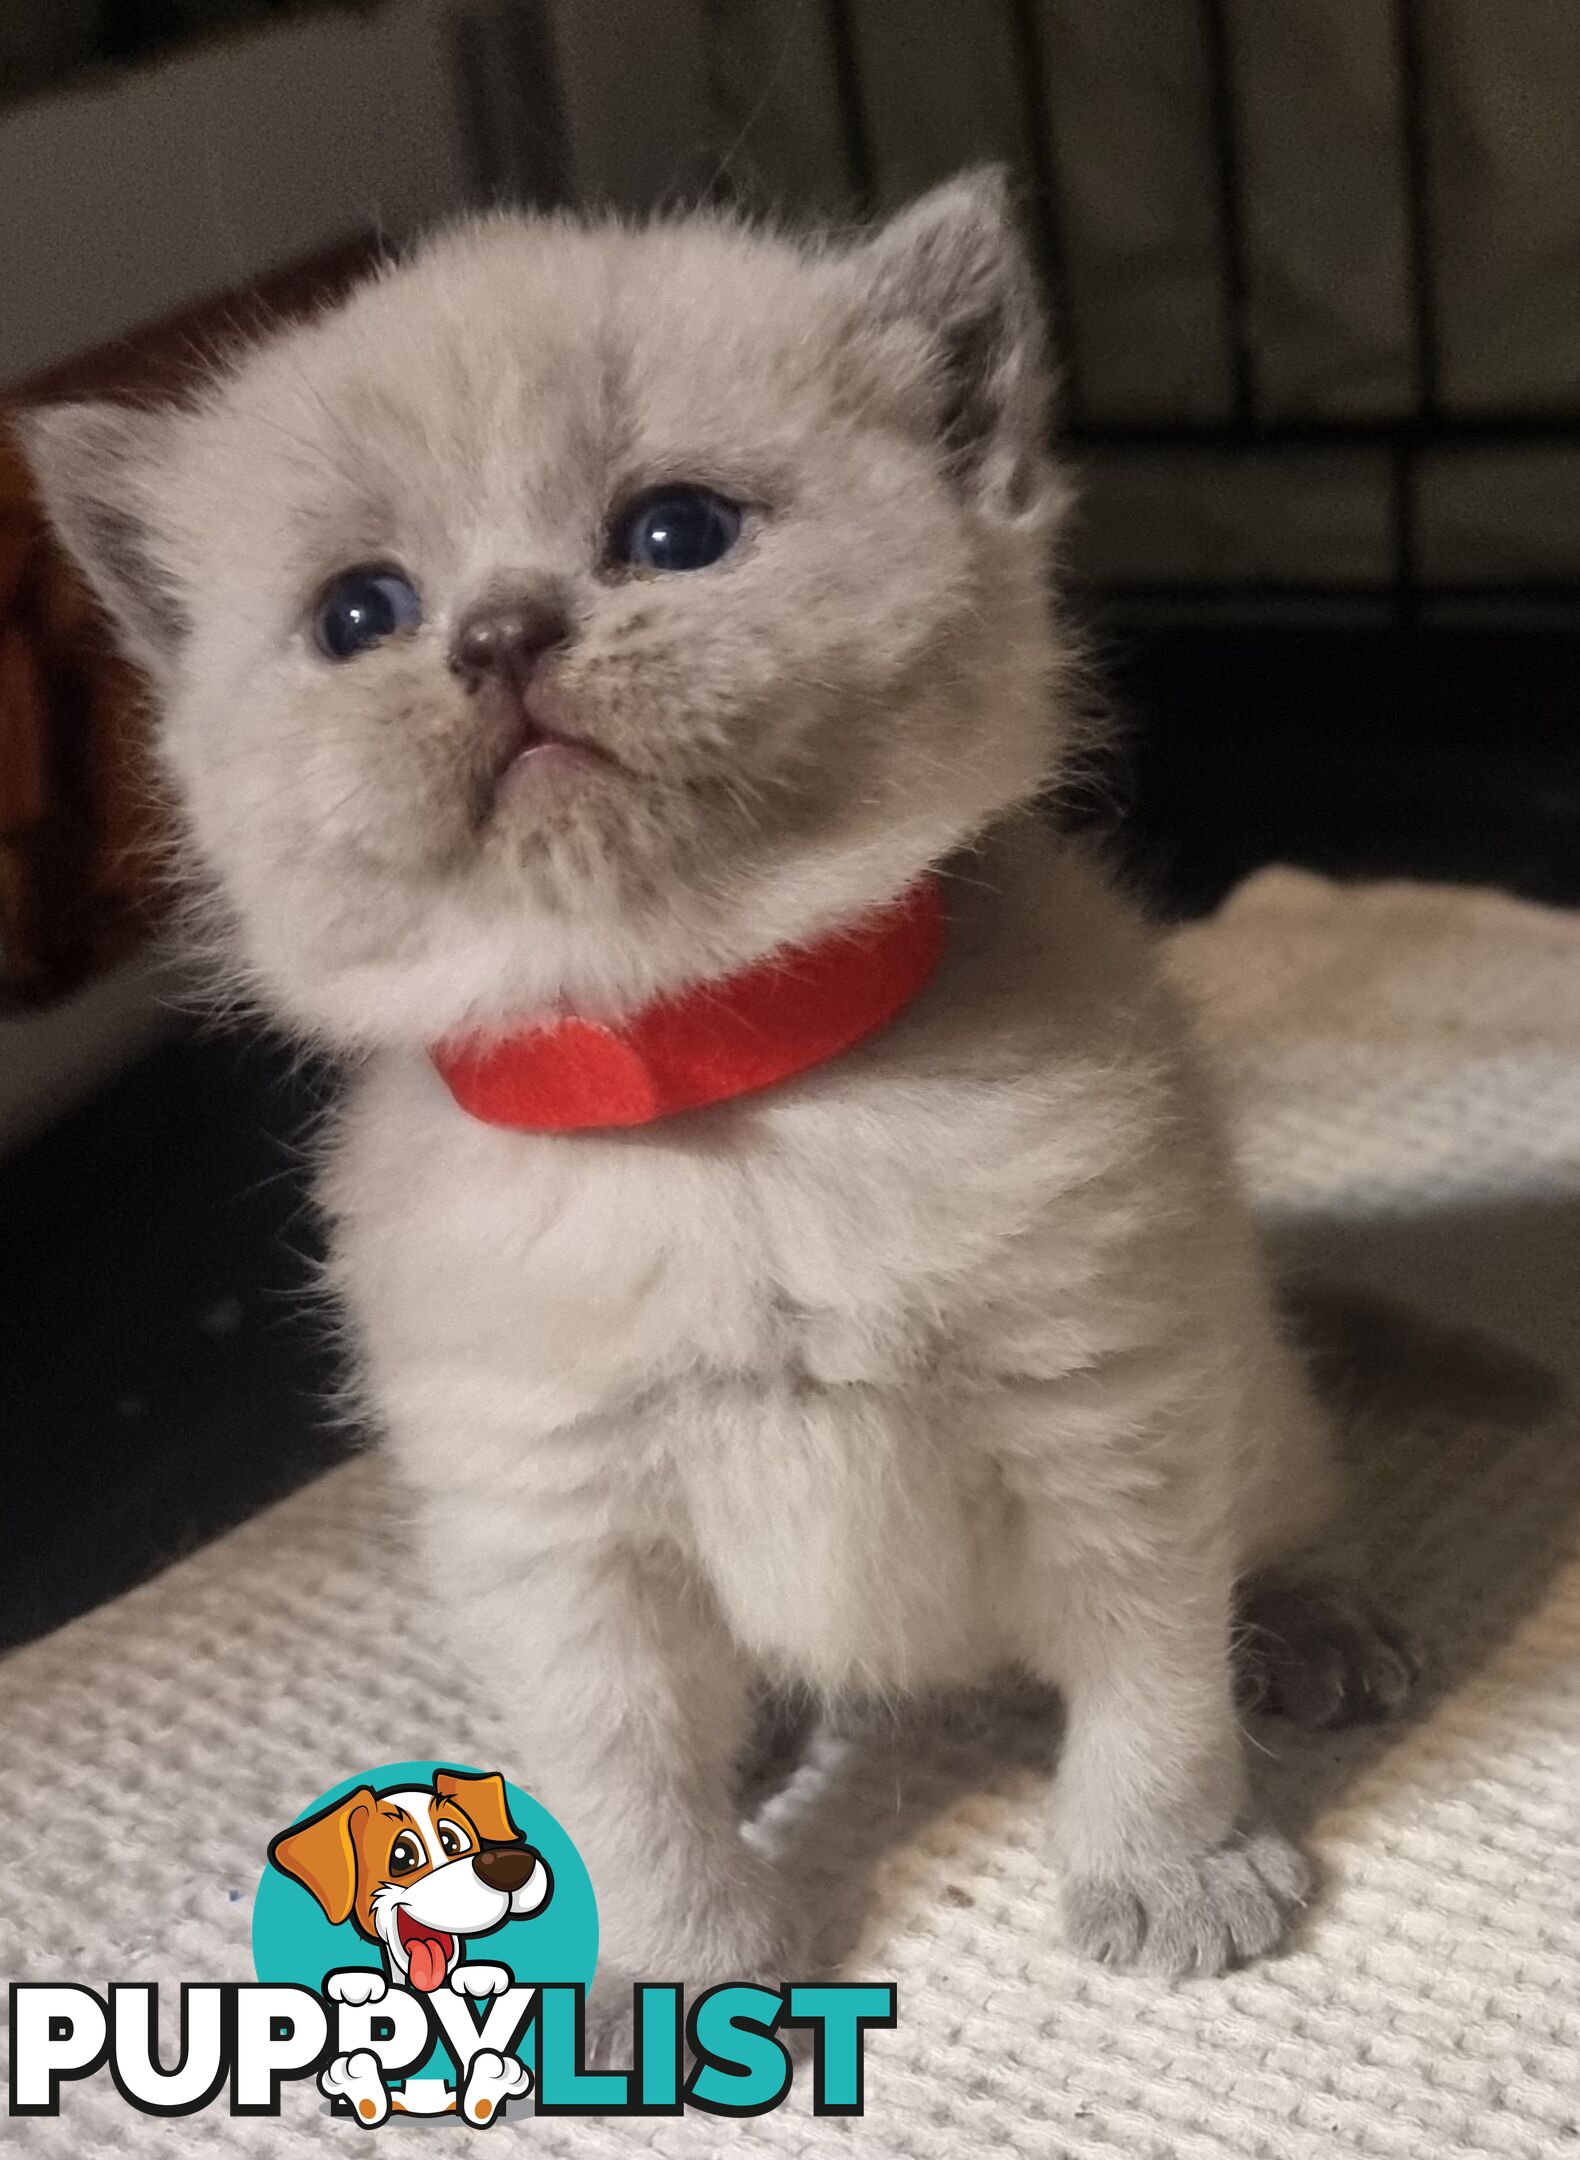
(23, 175, 1387, 1990)
(325, 820, 1335, 1984)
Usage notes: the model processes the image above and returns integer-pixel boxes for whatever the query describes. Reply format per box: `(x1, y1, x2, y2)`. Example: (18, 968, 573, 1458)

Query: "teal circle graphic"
(253, 1759, 598, 2089)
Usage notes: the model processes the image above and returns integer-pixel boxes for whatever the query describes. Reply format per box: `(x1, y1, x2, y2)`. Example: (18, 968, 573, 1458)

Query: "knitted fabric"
(5, 866, 1580, 2156)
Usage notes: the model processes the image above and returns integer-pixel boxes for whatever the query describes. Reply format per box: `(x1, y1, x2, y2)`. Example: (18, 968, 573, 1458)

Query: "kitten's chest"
(329, 1050, 1058, 1417)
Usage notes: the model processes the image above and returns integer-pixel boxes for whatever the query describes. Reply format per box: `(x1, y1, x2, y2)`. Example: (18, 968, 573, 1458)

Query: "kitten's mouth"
(489, 700, 625, 806)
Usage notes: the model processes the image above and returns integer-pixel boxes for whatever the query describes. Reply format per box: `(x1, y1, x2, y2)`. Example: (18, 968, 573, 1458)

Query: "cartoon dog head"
(268, 1769, 552, 1992)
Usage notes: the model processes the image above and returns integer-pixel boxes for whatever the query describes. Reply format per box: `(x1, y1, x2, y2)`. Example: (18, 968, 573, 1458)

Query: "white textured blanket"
(5, 868, 1580, 2157)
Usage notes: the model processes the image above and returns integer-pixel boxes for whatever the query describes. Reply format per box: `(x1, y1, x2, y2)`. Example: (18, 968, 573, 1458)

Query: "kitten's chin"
(230, 693, 1045, 1049)
(237, 809, 959, 1054)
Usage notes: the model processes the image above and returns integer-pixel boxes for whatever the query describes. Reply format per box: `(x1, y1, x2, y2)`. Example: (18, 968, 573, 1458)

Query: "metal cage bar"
(796, 0, 1575, 623)
(1006, 0, 1086, 428)
(1197, 0, 1258, 436)
(823, 0, 877, 215)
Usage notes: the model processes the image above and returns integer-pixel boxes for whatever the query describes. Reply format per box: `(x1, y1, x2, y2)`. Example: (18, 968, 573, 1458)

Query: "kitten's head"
(23, 172, 1074, 1047)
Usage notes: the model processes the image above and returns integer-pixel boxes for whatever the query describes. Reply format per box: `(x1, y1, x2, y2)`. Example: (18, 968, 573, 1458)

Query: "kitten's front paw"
(1236, 1574, 1420, 1729)
(1062, 1825, 1312, 1975)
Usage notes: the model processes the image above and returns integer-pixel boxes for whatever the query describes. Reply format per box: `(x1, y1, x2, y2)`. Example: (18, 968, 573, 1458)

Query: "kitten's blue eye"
(313, 566, 422, 659)
(615, 487, 742, 574)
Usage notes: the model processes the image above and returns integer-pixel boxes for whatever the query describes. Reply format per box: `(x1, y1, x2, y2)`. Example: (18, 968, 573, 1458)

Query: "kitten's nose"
(449, 596, 568, 686)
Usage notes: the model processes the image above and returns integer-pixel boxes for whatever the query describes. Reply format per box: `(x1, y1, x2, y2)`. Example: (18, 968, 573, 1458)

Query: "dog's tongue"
(406, 1935, 448, 1993)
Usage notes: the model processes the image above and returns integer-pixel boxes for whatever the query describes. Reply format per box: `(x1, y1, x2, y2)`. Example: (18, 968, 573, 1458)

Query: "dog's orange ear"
(268, 1788, 373, 1925)
(434, 1769, 521, 1845)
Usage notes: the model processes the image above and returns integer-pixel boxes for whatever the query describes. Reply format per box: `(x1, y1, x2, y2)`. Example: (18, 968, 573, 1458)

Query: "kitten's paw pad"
(1063, 1826, 1312, 1975)
(1236, 1576, 1420, 1729)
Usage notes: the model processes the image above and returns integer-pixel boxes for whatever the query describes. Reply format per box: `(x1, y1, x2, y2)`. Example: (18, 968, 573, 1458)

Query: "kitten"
(24, 172, 1413, 2007)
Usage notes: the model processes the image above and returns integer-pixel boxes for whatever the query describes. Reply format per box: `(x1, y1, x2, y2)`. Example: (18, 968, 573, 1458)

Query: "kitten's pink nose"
(450, 596, 569, 686)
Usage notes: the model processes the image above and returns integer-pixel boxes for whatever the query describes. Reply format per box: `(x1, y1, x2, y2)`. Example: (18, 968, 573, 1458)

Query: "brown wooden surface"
(0, 236, 378, 1006)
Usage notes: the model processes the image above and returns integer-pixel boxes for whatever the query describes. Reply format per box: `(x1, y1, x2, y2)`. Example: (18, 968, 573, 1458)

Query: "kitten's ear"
(857, 168, 1053, 520)
(16, 400, 185, 680)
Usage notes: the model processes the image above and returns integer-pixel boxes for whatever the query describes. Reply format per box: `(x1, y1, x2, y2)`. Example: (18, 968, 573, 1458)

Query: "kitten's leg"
(459, 1537, 797, 2007)
(1032, 1537, 1310, 1975)
(1234, 1569, 1419, 1728)
(736, 1684, 815, 1815)
(1232, 1336, 1420, 1729)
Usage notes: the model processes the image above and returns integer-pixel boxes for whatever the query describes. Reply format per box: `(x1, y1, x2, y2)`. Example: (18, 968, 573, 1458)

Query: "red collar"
(430, 876, 947, 1133)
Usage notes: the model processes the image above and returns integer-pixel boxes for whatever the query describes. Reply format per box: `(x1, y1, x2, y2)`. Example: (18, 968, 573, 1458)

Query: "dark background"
(3, 0, 1577, 1650)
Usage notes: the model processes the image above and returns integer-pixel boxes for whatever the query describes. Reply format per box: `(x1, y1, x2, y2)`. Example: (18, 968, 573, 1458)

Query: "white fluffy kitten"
(26, 172, 1412, 2001)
